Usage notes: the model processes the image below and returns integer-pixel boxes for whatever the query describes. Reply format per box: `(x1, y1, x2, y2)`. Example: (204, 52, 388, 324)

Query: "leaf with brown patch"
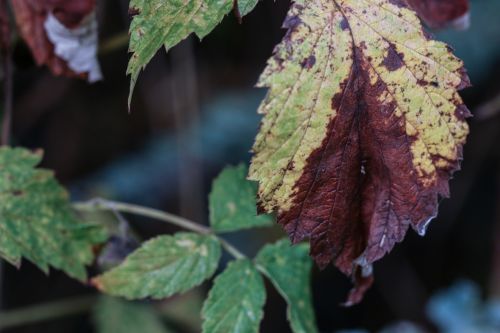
(250, 0, 470, 304)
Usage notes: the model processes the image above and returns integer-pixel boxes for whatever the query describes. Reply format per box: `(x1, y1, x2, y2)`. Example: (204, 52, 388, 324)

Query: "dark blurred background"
(1, 0, 500, 332)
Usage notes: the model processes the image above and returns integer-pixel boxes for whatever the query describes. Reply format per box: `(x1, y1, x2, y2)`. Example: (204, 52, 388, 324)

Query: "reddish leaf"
(250, 0, 470, 304)
(406, 0, 470, 30)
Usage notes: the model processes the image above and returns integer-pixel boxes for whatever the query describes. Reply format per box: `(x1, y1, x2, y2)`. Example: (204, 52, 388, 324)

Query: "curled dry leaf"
(250, 0, 470, 304)
(406, 0, 470, 30)
(11, 0, 101, 81)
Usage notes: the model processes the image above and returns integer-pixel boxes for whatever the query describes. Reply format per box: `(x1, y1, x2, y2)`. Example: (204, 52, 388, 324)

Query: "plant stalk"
(0, 295, 96, 330)
(73, 198, 246, 260)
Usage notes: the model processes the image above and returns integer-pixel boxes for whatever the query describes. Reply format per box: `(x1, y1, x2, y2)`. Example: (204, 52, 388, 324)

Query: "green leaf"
(127, 0, 259, 105)
(93, 232, 221, 299)
(94, 296, 172, 333)
(202, 259, 266, 333)
(0, 147, 105, 281)
(209, 164, 273, 233)
(255, 239, 318, 333)
(238, 0, 259, 16)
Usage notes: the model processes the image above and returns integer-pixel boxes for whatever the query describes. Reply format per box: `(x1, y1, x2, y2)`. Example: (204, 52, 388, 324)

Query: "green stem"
(98, 31, 129, 55)
(0, 295, 96, 330)
(73, 198, 246, 260)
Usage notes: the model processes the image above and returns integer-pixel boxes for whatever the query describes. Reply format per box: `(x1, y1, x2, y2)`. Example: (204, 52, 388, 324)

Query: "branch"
(73, 198, 246, 260)
(0, 295, 96, 330)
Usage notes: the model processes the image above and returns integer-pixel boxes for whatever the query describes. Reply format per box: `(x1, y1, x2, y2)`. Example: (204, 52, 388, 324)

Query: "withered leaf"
(250, 0, 470, 303)
(406, 0, 470, 30)
(11, 0, 101, 80)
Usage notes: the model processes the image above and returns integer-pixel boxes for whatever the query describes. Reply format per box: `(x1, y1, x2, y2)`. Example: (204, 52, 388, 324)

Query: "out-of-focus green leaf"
(94, 296, 172, 333)
(158, 290, 204, 332)
(93, 232, 221, 299)
(127, 0, 259, 105)
(0, 147, 105, 281)
(256, 239, 318, 333)
(209, 164, 273, 233)
(202, 259, 265, 333)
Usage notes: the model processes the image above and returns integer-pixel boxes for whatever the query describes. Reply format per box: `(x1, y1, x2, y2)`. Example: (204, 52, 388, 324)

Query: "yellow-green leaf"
(250, 0, 470, 303)
(0, 147, 105, 281)
(92, 233, 221, 299)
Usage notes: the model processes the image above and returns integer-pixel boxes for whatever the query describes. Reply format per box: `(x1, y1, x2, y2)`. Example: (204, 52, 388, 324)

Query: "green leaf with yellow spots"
(209, 164, 273, 233)
(92, 233, 221, 299)
(202, 259, 266, 333)
(0, 147, 105, 281)
(256, 239, 317, 333)
(127, 0, 259, 105)
(250, 0, 470, 304)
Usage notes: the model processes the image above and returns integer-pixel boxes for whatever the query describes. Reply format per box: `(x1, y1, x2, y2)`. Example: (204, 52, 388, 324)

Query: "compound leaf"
(250, 0, 470, 303)
(209, 164, 273, 233)
(0, 147, 105, 281)
(94, 296, 172, 333)
(202, 259, 265, 333)
(256, 239, 317, 333)
(92, 232, 221, 299)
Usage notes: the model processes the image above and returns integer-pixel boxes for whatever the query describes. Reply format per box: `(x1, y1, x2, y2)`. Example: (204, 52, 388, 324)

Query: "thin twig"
(73, 198, 247, 259)
(98, 31, 129, 55)
(0, 295, 96, 330)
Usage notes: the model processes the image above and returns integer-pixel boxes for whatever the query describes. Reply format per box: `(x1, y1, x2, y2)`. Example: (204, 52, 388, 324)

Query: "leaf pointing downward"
(127, 0, 259, 105)
(250, 0, 470, 303)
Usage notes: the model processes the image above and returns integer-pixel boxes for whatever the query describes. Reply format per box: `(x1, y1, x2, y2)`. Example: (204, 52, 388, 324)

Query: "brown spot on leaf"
(11, 190, 24, 196)
(128, 7, 140, 17)
(301, 55, 316, 69)
(388, 0, 408, 8)
(382, 43, 404, 71)
(340, 17, 349, 30)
